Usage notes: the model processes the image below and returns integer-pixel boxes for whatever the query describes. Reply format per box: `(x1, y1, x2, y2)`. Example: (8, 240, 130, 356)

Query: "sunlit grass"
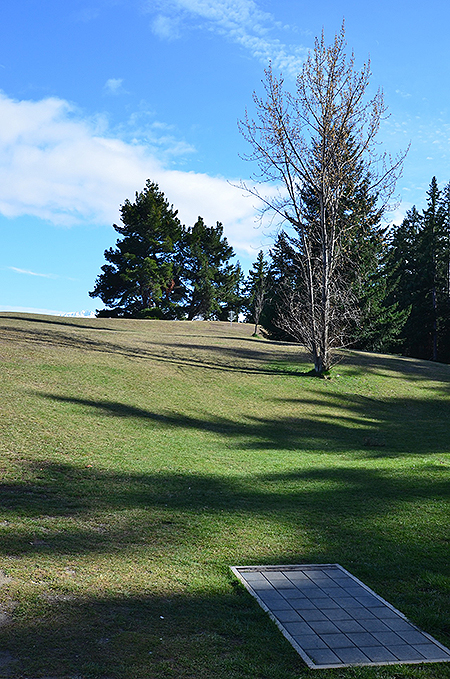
(0, 313, 449, 678)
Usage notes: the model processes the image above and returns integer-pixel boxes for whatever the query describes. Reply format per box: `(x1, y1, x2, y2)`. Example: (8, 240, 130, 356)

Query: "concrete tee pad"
(231, 564, 450, 669)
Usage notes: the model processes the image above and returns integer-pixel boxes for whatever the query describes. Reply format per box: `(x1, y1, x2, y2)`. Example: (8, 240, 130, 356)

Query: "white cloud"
(8, 267, 58, 279)
(104, 78, 125, 95)
(151, 14, 181, 40)
(0, 91, 267, 259)
(146, 0, 307, 77)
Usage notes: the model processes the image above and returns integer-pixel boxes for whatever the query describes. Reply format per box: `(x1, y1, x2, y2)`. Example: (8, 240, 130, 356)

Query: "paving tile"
(308, 595, 333, 606)
(355, 594, 382, 607)
(321, 633, 354, 649)
(358, 618, 391, 633)
(250, 581, 274, 591)
(335, 646, 371, 664)
(307, 620, 341, 634)
(371, 606, 400, 619)
(331, 596, 363, 608)
(324, 607, 353, 621)
(398, 629, 435, 645)
(283, 621, 314, 636)
(265, 575, 293, 589)
(305, 648, 341, 665)
(372, 631, 405, 646)
(258, 594, 291, 610)
(290, 598, 318, 610)
(298, 608, 329, 622)
(359, 646, 398, 662)
(274, 609, 303, 623)
(346, 632, 379, 647)
(413, 644, 450, 660)
(343, 586, 367, 597)
(388, 644, 427, 661)
(384, 618, 417, 632)
(298, 634, 328, 650)
(334, 619, 367, 633)
(280, 588, 303, 600)
(349, 607, 377, 620)
(316, 597, 341, 609)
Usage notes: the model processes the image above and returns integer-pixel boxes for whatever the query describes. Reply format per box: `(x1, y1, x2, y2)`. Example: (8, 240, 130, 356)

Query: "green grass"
(0, 313, 449, 678)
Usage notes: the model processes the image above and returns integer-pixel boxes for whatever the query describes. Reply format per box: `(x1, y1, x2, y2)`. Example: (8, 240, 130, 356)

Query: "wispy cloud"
(146, 0, 307, 77)
(0, 92, 268, 258)
(8, 266, 78, 281)
(9, 267, 58, 279)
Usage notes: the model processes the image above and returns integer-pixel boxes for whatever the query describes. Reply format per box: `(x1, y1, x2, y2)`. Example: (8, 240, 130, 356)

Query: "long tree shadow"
(341, 350, 450, 387)
(0, 314, 118, 331)
(1, 461, 449, 579)
(36, 390, 450, 457)
(2, 323, 311, 376)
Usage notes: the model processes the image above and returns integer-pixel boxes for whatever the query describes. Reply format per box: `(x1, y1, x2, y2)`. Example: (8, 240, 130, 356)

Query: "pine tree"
(385, 178, 450, 362)
(244, 250, 269, 335)
(89, 181, 183, 318)
(260, 231, 301, 341)
(182, 217, 236, 320)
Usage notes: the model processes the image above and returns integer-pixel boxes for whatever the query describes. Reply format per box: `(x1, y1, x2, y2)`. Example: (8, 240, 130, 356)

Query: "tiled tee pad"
(231, 564, 450, 669)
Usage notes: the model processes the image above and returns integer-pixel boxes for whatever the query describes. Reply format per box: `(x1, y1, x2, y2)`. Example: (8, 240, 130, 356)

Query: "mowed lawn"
(0, 313, 449, 679)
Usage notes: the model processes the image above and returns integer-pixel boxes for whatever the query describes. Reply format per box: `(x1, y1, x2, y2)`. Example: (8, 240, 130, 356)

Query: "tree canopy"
(89, 181, 240, 320)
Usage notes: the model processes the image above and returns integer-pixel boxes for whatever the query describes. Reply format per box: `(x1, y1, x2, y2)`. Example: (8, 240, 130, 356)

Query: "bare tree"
(239, 23, 407, 374)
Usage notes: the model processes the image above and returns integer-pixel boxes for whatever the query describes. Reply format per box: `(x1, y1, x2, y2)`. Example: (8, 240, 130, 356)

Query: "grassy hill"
(0, 313, 449, 678)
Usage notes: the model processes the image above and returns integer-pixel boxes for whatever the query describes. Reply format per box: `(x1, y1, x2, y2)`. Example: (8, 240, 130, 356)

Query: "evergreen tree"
(260, 231, 301, 341)
(243, 250, 269, 335)
(182, 217, 236, 320)
(385, 178, 450, 362)
(217, 261, 245, 321)
(89, 181, 183, 318)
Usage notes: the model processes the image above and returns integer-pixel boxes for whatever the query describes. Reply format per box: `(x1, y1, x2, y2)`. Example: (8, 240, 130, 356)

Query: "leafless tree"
(239, 23, 407, 374)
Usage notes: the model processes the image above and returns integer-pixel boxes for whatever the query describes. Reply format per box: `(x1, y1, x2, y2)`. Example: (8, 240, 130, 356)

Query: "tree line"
(90, 25, 450, 370)
(256, 176, 450, 364)
(90, 174, 450, 365)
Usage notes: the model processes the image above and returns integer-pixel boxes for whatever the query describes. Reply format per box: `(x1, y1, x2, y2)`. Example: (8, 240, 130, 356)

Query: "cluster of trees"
(89, 174, 450, 366)
(383, 177, 450, 363)
(90, 26, 450, 371)
(250, 176, 450, 365)
(89, 180, 243, 321)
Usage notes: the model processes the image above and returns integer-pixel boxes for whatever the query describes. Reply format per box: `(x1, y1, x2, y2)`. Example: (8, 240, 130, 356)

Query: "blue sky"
(1, 0, 449, 315)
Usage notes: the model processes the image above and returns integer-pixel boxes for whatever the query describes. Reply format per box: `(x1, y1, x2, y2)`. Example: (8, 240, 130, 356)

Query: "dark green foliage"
(216, 260, 245, 321)
(183, 218, 239, 320)
(90, 184, 238, 320)
(260, 168, 409, 353)
(243, 251, 269, 334)
(89, 181, 184, 318)
(259, 232, 300, 341)
(386, 178, 450, 362)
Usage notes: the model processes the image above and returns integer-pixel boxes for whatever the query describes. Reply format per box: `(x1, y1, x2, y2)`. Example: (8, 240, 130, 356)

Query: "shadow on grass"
(0, 587, 307, 679)
(3, 315, 450, 387)
(0, 460, 449, 677)
(341, 350, 450, 387)
(36, 389, 450, 457)
(1, 460, 449, 575)
(0, 314, 118, 331)
(1, 322, 311, 376)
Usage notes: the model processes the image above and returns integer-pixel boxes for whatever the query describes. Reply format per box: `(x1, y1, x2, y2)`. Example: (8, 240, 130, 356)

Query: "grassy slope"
(0, 313, 449, 679)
